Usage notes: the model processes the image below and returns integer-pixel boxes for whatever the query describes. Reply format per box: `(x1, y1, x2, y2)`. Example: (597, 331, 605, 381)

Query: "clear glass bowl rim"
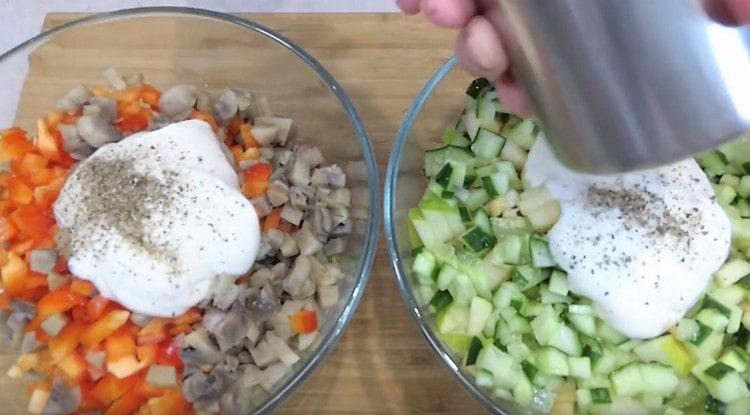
(385, 56, 508, 414)
(0, 7, 381, 414)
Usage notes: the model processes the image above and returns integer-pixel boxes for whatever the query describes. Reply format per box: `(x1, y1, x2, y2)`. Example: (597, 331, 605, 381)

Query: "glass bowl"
(0, 7, 379, 414)
(385, 57, 519, 414)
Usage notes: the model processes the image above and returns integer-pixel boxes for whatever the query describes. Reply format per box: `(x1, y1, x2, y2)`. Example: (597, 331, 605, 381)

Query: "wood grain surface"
(0, 13, 486, 414)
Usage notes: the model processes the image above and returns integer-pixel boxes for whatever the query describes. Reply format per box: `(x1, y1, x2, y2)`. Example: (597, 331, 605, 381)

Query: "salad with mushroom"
(0, 68, 356, 414)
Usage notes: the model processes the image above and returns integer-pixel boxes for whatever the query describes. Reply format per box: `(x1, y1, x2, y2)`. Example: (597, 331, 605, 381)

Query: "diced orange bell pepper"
(117, 111, 151, 133)
(48, 320, 85, 362)
(14, 152, 47, 178)
(10, 204, 54, 238)
(33, 349, 54, 376)
(240, 123, 261, 149)
(229, 144, 243, 164)
(189, 110, 219, 132)
(37, 286, 88, 320)
(106, 391, 147, 415)
(289, 309, 318, 334)
(8, 177, 34, 205)
(33, 177, 65, 210)
(2, 253, 28, 296)
(0, 292, 10, 310)
(9, 238, 35, 256)
(106, 328, 143, 379)
(0, 216, 17, 243)
(263, 207, 282, 232)
(71, 279, 97, 297)
(24, 271, 48, 291)
(137, 318, 168, 346)
(36, 119, 63, 162)
(143, 390, 188, 415)
(244, 162, 273, 182)
(171, 307, 202, 326)
(139, 85, 162, 109)
(168, 324, 192, 336)
(86, 295, 111, 321)
(0, 128, 35, 161)
(155, 342, 181, 369)
(90, 373, 141, 407)
(81, 310, 131, 348)
(58, 350, 88, 384)
(71, 304, 88, 322)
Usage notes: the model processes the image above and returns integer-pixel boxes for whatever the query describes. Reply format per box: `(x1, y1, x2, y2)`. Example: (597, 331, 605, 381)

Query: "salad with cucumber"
(408, 77, 750, 414)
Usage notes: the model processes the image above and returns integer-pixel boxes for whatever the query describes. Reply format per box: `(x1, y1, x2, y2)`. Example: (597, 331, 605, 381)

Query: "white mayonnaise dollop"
(523, 139, 731, 339)
(54, 120, 260, 317)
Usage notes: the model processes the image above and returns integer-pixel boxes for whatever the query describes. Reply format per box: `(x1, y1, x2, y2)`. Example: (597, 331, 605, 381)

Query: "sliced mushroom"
(182, 369, 235, 404)
(76, 115, 123, 148)
(282, 255, 312, 297)
(214, 89, 238, 124)
(56, 85, 92, 114)
(318, 284, 339, 309)
(83, 97, 117, 122)
(274, 149, 294, 167)
(250, 195, 271, 218)
(266, 331, 299, 366)
(233, 89, 254, 120)
(158, 85, 197, 119)
(123, 72, 144, 86)
(146, 365, 177, 388)
(324, 237, 347, 256)
(311, 165, 346, 188)
(289, 185, 314, 209)
(103, 68, 127, 90)
(184, 328, 223, 364)
(252, 96, 274, 118)
(20, 331, 41, 354)
(298, 146, 323, 167)
(294, 227, 323, 256)
(57, 124, 93, 160)
(29, 249, 57, 274)
(259, 362, 288, 392)
(249, 339, 278, 368)
(42, 377, 81, 415)
(11, 299, 36, 319)
(195, 89, 214, 114)
(312, 204, 333, 235)
(250, 124, 278, 146)
(280, 236, 299, 258)
(289, 157, 310, 187)
(266, 181, 289, 207)
(212, 310, 246, 352)
(280, 205, 303, 226)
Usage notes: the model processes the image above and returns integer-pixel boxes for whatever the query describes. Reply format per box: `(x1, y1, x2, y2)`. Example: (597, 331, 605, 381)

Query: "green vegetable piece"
(705, 395, 726, 414)
(430, 290, 453, 312)
(465, 337, 482, 366)
(590, 388, 612, 404)
(704, 362, 735, 380)
(466, 78, 491, 99)
(692, 321, 713, 345)
(521, 360, 538, 380)
(435, 163, 453, 188)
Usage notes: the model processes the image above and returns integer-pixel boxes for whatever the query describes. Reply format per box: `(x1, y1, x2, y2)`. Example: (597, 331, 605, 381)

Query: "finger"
(397, 0, 421, 15)
(725, 0, 750, 23)
(420, 0, 477, 28)
(497, 72, 534, 117)
(455, 16, 508, 79)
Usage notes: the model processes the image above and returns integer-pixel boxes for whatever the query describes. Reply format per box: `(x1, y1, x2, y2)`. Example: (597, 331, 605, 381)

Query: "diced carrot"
(81, 310, 131, 348)
(139, 85, 162, 109)
(143, 390, 188, 415)
(8, 176, 34, 205)
(71, 279, 97, 297)
(0, 128, 35, 161)
(0, 216, 17, 243)
(90, 373, 141, 407)
(2, 253, 28, 296)
(48, 320, 85, 362)
(106, 391, 148, 415)
(190, 110, 219, 132)
(10, 204, 54, 238)
(137, 318, 168, 346)
(36, 119, 62, 162)
(264, 207, 282, 232)
(37, 286, 88, 320)
(289, 309, 318, 334)
(171, 308, 201, 326)
(240, 123, 261, 148)
(58, 350, 88, 384)
(86, 295, 111, 321)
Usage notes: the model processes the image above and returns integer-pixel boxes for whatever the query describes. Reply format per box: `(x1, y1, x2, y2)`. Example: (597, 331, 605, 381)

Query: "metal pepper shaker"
(495, 0, 750, 173)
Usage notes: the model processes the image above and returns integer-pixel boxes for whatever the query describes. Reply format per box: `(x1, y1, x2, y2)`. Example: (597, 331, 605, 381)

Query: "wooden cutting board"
(0, 13, 486, 414)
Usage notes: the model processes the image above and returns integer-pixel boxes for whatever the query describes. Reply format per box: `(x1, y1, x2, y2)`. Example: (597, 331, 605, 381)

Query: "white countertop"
(0, 0, 399, 54)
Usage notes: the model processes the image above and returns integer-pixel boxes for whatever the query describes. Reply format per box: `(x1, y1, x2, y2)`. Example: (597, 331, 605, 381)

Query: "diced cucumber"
(672, 318, 699, 343)
(437, 265, 460, 291)
(436, 303, 470, 335)
(409, 208, 448, 247)
(536, 346, 570, 376)
(513, 265, 549, 290)
(420, 196, 465, 239)
(499, 139, 527, 169)
(739, 199, 750, 218)
(696, 308, 729, 331)
(715, 258, 750, 287)
(476, 91, 501, 132)
(430, 290, 453, 312)
(465, 188, 491, 211)
(597, 321, 628, 346)
(412, 250, 437, 285)
(465, 336, 483, 366)
(720, 174, 741, 187)
(705, 394, 727, 415)
(548, 324, 582, 356)
(569, 356, 592, 379)
(711, 285, 746, 306)
(475, 369, 493, 387)
(715, 183, 738, 207)
(692, 358, 750, 403)
(468, 296, 494, 336)
(424, 145, 476, 177)
(697, 150, 730, 177)
(593, 348, 618, 375)
(471, 129, 506, 159)
(513, 373, 534, 406)
(739, 176, 750, 199)
(473, 208, 492, 234)
(465, 77, 490, 99)
(518, 185, 560, 231)
(568, 312, 597, 337)
(531, 305, 562, 345)
(611, 364, 643, 397)
(503, 118, 539, 150)
(507, 340, 531, 361)
(461, 226, 497, 254)
(463, 112, 481, 140)
(476, 344, 523, 390)
(491, 216, 532, 237)
(633, 335, 695, 376)
(529, 236, 556, 268)
(719, 347, 749, 372)
(727, 398, 750, 415)
(640, 364, 680, 396)
(548, 270, 568, 296)
(442, 127, 472, 147)
(500, 235, 524, 265)
(448, 273, 476, 307)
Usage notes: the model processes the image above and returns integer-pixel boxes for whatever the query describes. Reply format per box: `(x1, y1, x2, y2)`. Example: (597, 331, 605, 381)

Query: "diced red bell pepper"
(244, 162, 273, 182)
(105, 327, 143, 379)
(263, 207, 282, 232)
(137, 318, 168, 346)
(139, 85, 162, 109)
(37, 286, 88, 320)
(24, 271, 48, 291)
(155, 341, 182, 370)
(58, 350, 88, 384)
(0, 216, 16, 243)
(1, 253, 28, 296)
(190, 110, 219, 132)
(10, 204, 54, 238)
(117, 111, 151, 133)
(289, 309, 318, 334)
(106, 390, 147, 415)
(171, 308, 202, 326)
(8, 177, 33, 205)
(70, 279, 97, 297)
(89, 373, 141, 407)
(86, 295, 111, 321)
(0, 128, 35, 161)
(9, 238, 35, 256)
(240, 123, 261, 148)
(81, 310, 131, 349)
(48, 320, 85, 362)
(35, 119, 63, 162)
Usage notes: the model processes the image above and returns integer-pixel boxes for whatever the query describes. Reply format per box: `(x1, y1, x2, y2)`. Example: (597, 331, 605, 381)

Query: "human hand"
(398, 0, 750, 116)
